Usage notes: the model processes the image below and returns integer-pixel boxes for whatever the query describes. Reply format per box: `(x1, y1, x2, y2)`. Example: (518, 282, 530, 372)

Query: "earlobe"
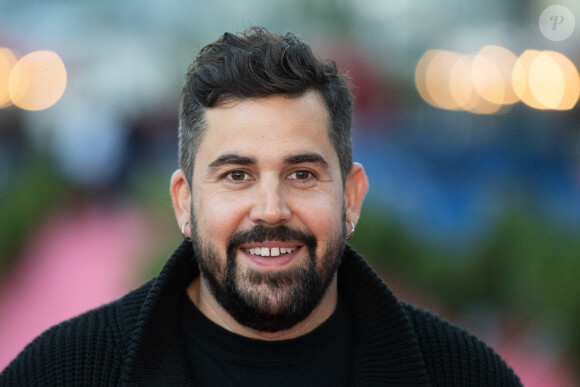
(170, 169, 192, 226)
(344, 162, 369, 226)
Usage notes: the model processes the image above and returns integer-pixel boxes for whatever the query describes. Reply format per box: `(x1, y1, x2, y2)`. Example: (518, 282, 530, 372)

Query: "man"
(1, 27, 521, 386)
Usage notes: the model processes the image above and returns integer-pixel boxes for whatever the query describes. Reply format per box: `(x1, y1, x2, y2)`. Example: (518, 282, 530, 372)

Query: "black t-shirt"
(181, 293, 352, 386)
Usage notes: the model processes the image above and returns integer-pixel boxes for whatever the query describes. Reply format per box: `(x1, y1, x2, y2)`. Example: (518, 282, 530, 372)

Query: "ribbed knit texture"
(338, 246, 430, 386)
(405, 302, 521, 386)
(0, 242, 521, 386)
(1, 298, 124, 385)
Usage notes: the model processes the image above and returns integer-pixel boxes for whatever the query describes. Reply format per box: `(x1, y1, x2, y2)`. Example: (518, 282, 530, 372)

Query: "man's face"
(189, 91, 348, 332)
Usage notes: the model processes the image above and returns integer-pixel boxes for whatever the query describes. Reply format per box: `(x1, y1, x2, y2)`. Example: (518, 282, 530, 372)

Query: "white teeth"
(245, 247, 297, 257)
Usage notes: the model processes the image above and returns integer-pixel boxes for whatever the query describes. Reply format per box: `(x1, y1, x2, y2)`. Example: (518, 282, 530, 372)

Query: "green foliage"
(350, 200, 580, 366)
(0, 158, 68, 273)
(125, 167, 185, 281)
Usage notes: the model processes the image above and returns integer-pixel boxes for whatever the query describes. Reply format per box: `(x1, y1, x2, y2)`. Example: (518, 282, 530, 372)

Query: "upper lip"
(239, 241, 302, 249)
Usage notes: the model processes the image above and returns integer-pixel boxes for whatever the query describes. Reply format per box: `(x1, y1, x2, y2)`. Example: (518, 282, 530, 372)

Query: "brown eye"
(228, 171, 246, 181)
(289, 170, 313, 181)
(295, 171, 310, 180)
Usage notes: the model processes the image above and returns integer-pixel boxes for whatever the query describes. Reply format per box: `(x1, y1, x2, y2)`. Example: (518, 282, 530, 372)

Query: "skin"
(170, 90, 368, 341)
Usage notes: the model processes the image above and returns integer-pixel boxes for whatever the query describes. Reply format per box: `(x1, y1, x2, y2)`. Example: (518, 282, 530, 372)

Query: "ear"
(170, 169, 192, 231)
(344, 162, 369, 226)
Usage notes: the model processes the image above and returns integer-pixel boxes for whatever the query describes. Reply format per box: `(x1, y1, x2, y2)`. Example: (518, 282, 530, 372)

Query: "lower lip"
(241, 248, 300, 270)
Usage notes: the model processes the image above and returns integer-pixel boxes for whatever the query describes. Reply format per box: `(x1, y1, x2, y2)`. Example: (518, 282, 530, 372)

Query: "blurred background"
(1, 0, 579, 384)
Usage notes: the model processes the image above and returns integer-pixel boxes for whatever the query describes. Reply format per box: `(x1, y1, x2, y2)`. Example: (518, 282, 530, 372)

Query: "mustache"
(227, 225, 317, 254)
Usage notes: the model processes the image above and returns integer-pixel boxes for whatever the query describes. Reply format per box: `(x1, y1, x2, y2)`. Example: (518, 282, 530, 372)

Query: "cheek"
(295, 193, 344, 240)
(194, 191, 248, 240)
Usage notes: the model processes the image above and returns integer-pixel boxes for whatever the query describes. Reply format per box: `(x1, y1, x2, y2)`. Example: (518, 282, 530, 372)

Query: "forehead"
(194, 91, 339, 169)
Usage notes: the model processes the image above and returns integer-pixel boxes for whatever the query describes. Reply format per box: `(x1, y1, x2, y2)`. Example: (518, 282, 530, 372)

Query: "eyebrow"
(284, 153, 329, 169)
(208, 154, 257, 169)
(207, 152, 329, 170)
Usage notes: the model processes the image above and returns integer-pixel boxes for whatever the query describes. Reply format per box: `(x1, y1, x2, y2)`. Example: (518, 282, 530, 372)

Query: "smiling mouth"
(244, 247, 299, 257)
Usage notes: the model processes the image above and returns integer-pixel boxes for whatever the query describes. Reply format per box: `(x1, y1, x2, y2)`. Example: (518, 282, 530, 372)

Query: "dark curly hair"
(178, 26, 353, 184)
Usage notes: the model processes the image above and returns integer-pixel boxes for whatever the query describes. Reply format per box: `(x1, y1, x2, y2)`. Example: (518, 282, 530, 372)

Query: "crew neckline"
(181, 292, 348, 366)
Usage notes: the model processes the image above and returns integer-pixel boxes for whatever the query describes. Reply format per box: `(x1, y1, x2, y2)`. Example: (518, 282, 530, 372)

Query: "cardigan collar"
(122, 241, 430, 386)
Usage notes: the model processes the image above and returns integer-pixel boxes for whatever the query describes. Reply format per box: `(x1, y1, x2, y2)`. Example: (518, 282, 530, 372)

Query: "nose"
(249, 178, 291, 225)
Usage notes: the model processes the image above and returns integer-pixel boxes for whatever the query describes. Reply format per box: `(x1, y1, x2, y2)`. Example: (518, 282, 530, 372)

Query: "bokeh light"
(471, 45, 519, 106)
(551, 51, 580, 110)
(0, 47, 18, 108)
(415, 49, 506, 114)
(425, 50, 462, 111)
(449, 55, 503, 114)
(8, 50, 67, 111)
(529, 51, 579, 110)
(512, 50, 547, 110)
(448, 55, 474, 109)
(417, 46, 579, 112)
(415, 49, 442, 109)
(529, 52, 566, 110)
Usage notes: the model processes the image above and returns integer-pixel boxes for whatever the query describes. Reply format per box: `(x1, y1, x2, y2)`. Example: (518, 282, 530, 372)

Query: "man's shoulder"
(0, 278, 155, 386)
(400, 302, 522, 386)
(40, 276, 155, 348)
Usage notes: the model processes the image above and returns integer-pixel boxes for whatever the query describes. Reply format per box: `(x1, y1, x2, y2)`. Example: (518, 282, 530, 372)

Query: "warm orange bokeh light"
(415, 50, 441, 109)
(529, 52, 565, 109)
(416, 46, 579, 113)
(450, 55, 503, 114)
(471, 45, 519, 106)
(551, 51, 580, 110)
(529, 51, 579, 110)
(512, 50, 546, 110)
(424, 50, 461, 110)
(416, 49, 504, 114)
(0, 47, 18, 108)
(449, 55, 475, 109)
(9, 50, 67, 111)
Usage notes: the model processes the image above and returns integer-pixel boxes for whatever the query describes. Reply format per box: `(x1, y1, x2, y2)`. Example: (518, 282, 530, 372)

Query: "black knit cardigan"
(1, 242, 521, 386)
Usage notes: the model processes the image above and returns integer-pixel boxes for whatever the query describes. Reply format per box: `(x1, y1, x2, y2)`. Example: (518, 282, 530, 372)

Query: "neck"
(186, 275, 338, 341)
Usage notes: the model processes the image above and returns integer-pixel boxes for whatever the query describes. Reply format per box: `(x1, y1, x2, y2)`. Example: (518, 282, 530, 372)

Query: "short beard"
(190, 217, 345, 333)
